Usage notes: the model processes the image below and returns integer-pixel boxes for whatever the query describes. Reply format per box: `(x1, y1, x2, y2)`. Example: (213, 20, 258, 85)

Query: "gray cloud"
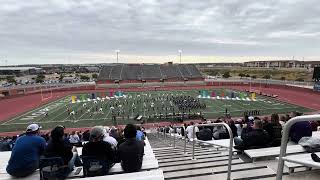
(0, 0, 319, 64)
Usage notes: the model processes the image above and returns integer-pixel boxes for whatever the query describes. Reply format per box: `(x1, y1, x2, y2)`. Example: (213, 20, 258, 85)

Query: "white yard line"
(2, 97, 68, 125)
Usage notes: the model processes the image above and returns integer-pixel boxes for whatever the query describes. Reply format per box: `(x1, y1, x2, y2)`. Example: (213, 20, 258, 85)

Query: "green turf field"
(0, 89, 313, 132)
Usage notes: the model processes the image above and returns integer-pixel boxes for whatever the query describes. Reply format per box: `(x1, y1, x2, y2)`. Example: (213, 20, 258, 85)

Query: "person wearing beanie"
(82, 126, 115, 163)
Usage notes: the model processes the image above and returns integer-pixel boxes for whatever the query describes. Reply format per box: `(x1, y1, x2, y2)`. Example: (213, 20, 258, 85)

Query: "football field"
(0, 89, 312, 132)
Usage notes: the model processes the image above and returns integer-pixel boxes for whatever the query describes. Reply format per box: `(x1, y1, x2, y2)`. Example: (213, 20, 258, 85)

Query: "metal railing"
(192, 123, 234, 180)
(172, 125, 187, 153)
(276, 114, 320, 180)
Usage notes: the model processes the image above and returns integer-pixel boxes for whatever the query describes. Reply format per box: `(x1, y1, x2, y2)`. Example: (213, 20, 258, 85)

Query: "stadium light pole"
(178, 50, 182, 64)
(115, 50, 120, 63)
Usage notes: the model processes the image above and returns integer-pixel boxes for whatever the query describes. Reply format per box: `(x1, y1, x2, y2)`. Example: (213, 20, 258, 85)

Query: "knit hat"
(90, 126, 105, 139)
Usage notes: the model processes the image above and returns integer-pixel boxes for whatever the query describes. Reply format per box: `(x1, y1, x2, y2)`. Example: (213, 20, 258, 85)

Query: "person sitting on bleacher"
(186, 122, 199, 140)
(136, 126, 145, 141)
(82, 126, 116, 163)
(6, 124, 46, 177)
(234, 119, 270, 150)
(103, 127, 118, 150)
(44, 126, 80, 173)
(69, 131, 80, 146)
(118, 124, 144, 172)
(197, 127, 213, 141)
(263, 114, 282, 146)
(289, 112, 312, 143)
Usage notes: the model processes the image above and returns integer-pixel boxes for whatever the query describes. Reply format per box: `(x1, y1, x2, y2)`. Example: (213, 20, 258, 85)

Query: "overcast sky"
(0, 0, 320, 65)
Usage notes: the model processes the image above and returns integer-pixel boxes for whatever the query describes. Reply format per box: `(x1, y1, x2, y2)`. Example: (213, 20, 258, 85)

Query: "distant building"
(196, 63, 243, 68)
(243, 60, 320, 68)
(0, 67, 43, 76)
(62, 77, 77, 83)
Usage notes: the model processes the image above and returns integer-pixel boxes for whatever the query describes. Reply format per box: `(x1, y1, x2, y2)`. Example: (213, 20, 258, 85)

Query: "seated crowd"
(163, 111, 319, 150)
(5, 123, 146, 178)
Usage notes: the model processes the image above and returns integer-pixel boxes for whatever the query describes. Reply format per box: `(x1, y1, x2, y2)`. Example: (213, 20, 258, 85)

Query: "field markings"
(1, 89, 313, 129)
(2, 97, 68, 125)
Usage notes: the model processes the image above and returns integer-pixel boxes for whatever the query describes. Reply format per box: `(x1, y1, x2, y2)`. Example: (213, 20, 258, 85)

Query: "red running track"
(0, 84, 319, 136)
(0, 91, 72, 122)
(229, 86, 320, 111)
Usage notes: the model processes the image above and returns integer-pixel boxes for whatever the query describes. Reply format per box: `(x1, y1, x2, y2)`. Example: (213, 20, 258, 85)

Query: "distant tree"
(208, 71, 219, 76)
(281, 76, 286, 81)
(295, 78, 304, 82)
(36, 74, 45, 83)
(222, 71, 231, 78)
(238, 73, 245, 78)
(263, 74, 271, 79)
(59, 74, 64, 82)
(92, 73, 98, 79)
(245, 74, 250, 77)
(6, 76, 16, 84)
(251, 75, 257, 79)
(80, 75, 90, 81)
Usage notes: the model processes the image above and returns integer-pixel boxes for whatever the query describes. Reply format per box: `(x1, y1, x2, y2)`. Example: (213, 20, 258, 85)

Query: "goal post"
(41, 86, 53, 101)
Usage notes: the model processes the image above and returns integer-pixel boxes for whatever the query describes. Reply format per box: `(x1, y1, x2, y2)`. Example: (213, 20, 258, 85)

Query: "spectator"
(235, 119, 243, 137)
(116, 128, 126, 149)
(118, 124, 144, 172)
(289, 112, 312, 143)
(109, 127, 119, 141)
(213, 125, 227, 139)
(229, 120, 238, 138)
(185, 122, 199, 140)
(82, 130, 90, 141)
(264, 114, 282, 146)
(197, 127, 213, 141)
(136, 126, 145, 141)
(82, 126, 115, 164)
(44, 126, 79, 173)
(6, 124, 46, 177)
(279, 115, 286, 127)
(103, 127, 118, 150)
(69, 131, 80, 146)
(234, 119, 270, 150)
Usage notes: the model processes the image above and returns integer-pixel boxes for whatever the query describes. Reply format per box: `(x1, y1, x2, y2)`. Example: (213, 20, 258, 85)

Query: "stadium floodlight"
(178, 50, 182, 64)
(115, 50, 120, 63)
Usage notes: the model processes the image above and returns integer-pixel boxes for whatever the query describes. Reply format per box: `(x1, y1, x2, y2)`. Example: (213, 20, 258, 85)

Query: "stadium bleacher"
(97, 64, 203, 82)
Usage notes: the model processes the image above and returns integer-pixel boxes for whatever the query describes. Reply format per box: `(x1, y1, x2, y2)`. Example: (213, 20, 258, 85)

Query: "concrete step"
(162, 159, 243, 172)
(171, 167, 275, 180)
(159, 156, 238, 167)
(164, 163, 268, 179)
(156, 151, 221, 160)
(155, 148, 215, 157)
(153, 146, 206, 153)
(158, 152, 232, 163)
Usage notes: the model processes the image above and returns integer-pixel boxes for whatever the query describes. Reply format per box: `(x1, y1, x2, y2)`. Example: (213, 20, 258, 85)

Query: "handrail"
(192, 123, 233, 180)
(276, 114, 320, 180)
(173, 125, 187, 153)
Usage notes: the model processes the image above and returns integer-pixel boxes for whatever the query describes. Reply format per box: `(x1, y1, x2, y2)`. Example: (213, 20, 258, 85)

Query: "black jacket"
(263, 122, 282, 140)
(118, 138, 144, 172)
(82, 141, 115, 163)
(241, 129, 270, 148)
(197, 128, 213, 141)
(44, 140, 73, 165)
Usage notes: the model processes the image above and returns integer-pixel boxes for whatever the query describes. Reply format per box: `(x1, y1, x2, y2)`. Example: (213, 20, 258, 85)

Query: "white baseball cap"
(248, 116, 254, 121)
(26, 124, 41, 132)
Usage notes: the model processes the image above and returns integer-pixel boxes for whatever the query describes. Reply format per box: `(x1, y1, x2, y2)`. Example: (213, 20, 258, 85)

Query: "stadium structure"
(0, 63, 320, 179)
(96, 63, 204, 88)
